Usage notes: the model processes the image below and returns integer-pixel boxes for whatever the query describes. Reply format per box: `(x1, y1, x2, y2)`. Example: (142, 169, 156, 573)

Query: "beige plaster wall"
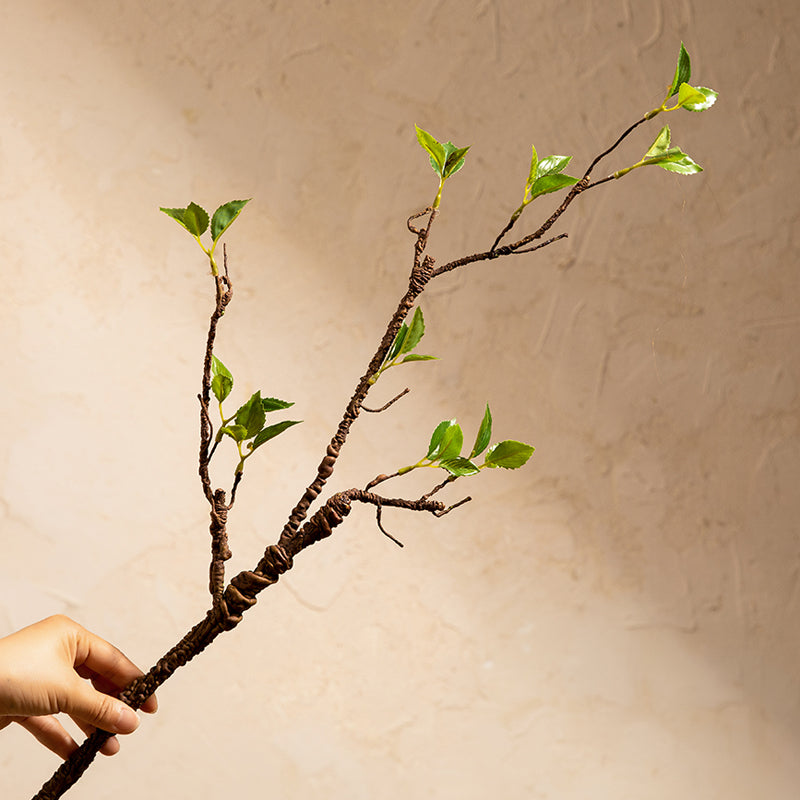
(1, 1, 798, 798)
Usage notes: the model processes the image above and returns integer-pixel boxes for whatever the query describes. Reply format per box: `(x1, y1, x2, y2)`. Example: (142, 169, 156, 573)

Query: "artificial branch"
(31, 43, 717, 799)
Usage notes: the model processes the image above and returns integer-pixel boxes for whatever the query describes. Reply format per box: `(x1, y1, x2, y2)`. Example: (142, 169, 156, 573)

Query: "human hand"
(0, 615, 157, 758)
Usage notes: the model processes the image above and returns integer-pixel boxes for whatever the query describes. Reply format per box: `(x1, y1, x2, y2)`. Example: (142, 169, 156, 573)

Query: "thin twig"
(375, 504, 404, 547)
(362, 387, 410, 413)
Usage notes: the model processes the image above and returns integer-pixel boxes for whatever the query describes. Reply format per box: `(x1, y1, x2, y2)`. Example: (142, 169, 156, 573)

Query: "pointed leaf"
(536, 155, 573, 178)
(528, 174, 579, 201)
(400, 307, 425, 355)
(183, 202, 209, 236)
(250, 419, 302, 451)
(400, 353, 437, 363)
(415, 125, 446, 176)
(527, 145, 539, 188)
(160, 206, 190, 232)
(220, 424, 248, 442)
(261, 397, 294, 412)
(211, 374, 233, 403)
(210, 356, 233, 402)
(440, 457, 480, 477)
(427, 419, 456, 459)
(667, 42, 692, 98)
(656, 153, 703, 175)
(681, 85, 717, 112)
(387, 323, 409, 362)
(211, 199, 251, 242)
(235, 391, 266, 439)
(645, 125, 672, 159)
(484, 440, 535, 469)
(470, 404, 493, 459)
(441, 142, 470, 180)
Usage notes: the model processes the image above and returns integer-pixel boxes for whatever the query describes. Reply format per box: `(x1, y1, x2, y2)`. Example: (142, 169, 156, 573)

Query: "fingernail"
(114, 703, 140, 734)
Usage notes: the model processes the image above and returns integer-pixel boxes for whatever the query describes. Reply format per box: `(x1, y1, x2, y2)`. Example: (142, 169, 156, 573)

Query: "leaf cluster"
(369, 307, 437, 385)
(211, 355, 301, 472)
(161, 199, 251, 275)
(415, 126, 470, 208)
(399, 405, 534, 478)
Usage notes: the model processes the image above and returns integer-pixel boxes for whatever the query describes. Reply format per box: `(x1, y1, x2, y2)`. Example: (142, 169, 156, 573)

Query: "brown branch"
(361, 387, 410, 413)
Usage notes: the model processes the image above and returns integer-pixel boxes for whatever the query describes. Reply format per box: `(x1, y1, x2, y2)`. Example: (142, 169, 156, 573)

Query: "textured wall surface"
(1, 1, 798, 798)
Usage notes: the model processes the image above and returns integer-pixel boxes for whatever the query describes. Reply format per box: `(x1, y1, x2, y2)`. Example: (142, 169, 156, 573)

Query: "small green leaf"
(249, 419, 302, 451)
(400, 307, 425, 355)
(212, 355, 233, 380)
(211, 374, 233, 403)
(220, 424, 248, 442)
(210, 356, 234, 402)
(235, 391, 266, 439)
(677, 82, 708, 109)
(183, 202, 209, 236)
(440, 457, 480, 477)
(427, 419, 456, 459)
(667, 42, 692, 98)
(400, 353, 437, 363)
(484, 440, 535, 469)
(160, 206, 190, 231)
(470, 404, 493, 459)
(528, 173, 579, 201)
(441, 142, 470, 179)
(681, 85, 717, 112)
(527, 145, 539, 187)
(645, 125, 672, 159)
(537, 155, 573, 177)
(211, 199, 251, 242)
(387, 323, 409, 362)
(437, 423, 463, 462)
(261, 397, 294, 412)
(415, 125, 446, 177)
(655, 153, 703, 175)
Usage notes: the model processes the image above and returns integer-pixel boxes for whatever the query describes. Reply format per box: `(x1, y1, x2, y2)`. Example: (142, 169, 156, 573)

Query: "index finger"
(71, 625, 158, 713)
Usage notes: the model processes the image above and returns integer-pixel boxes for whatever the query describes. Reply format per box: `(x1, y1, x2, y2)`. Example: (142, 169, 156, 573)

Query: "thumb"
(63, 680, 140, 734)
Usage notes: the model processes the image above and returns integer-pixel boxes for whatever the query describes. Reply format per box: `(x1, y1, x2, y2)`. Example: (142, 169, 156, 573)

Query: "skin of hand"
(0, 615, 157, 758)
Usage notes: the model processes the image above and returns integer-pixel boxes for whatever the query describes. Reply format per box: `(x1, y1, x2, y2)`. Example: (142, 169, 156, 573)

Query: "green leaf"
(210, 356, 234, 402)
(235, 391, 266, 439)
(211, 374, 233, 403)
(415, 125, 446, 177)
(441, 142, 470, 179)
(211, 199, 251, 242)
(680, 85, 718, 112)
(160, 206, 190, 232)
(655, 152, 703, 175)
(261, 397, 294, 412)
(528, 173, 579, 201)
(400, 307, 425, 355)
(469, 404, 493, 459)
(484, 440, 535, 469)
(400, 353, 437, 363)
(427, 419, 456, 459)
(220, 424, 248, 442)
(211, 355, 233, 380)
(645, 125, 672, 159)
(249, 419, 302, 451)
(437, 423, 463, 462)
(440, 457, 480, 477)
(667, 42, 692, 98)
(183, 202, 209, 236)
(536, 154, 573, 177)
(387, 323, 409, 362)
